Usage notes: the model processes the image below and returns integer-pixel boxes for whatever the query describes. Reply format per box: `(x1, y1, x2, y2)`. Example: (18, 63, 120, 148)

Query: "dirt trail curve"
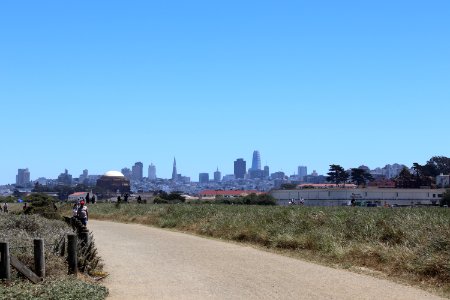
(89, 220, 443, 300)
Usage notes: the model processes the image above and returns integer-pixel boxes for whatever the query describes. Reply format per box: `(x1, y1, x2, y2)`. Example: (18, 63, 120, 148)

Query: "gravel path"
(89, 220, 444, 300)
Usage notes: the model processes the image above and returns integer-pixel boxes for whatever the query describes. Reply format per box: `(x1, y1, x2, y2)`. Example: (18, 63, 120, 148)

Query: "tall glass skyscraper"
(251, 150, 261, 170)
(234, 158, 246, 179)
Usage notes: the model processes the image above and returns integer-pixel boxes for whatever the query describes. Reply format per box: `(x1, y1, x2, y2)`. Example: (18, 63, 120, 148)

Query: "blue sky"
(1, 1, 449, 183)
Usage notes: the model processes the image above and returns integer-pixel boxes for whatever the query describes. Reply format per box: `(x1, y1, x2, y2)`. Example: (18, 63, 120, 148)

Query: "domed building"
(96, 171, 130, 194)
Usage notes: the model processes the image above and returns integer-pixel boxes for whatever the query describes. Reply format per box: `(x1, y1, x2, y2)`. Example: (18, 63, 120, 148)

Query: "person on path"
(3, 203, 8, 213)
(77, 201, 88, 226)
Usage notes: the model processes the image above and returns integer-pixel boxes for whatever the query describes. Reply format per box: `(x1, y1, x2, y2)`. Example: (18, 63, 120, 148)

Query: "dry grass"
(0, 213, 108, 299)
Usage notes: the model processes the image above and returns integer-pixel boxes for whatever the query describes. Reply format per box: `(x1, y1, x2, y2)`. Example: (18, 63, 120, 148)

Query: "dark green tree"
(395, 167, 414, 188)
(326, 164, 349, 186)
(440, 189, 450, 206)
(350, 168, 374, 187)
(425, 156, 450, 176)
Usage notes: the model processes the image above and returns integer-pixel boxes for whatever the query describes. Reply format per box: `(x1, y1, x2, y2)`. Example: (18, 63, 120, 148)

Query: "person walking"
(3, 203, 8, 213)
(77, 201, 89, 226)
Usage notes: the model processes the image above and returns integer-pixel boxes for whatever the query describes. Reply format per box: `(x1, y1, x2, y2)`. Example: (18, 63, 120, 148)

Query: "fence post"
(60, 236, 65, 257)
(0, 242, 11, 281)
(34, 239, 45, 278)
(80, 232, 89, 248)
(67, 234, 77, 275)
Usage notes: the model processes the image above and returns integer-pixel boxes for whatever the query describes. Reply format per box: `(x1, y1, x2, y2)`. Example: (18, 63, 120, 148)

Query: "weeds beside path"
(86, 203, 450, 298)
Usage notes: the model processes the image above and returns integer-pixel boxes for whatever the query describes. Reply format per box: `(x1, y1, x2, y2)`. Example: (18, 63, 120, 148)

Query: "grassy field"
(0, 209, 108, 299)
(82, 203, 450, 297)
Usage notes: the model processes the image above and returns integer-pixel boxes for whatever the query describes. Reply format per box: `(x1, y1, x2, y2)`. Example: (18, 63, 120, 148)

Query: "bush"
(24, 193, 61, 220)
(440, 189, 450, 206)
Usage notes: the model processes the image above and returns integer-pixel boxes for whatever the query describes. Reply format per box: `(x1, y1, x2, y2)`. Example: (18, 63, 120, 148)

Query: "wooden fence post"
(0, 242, 11, 281)
(60, 236, 65, 257)
(80, 232, 89, 248)
(34, 239, 45, 278)
(67, 234, 77, 275)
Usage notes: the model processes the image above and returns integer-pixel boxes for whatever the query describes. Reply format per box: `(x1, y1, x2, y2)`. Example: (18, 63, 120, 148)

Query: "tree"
(350, 168, 374, 187)
(327, 164, 349, 186)
(440, 190, 450, 206)
(425, 156, 450, 176)
(395, 167, 413, 188)
(412, 162, 434, 188)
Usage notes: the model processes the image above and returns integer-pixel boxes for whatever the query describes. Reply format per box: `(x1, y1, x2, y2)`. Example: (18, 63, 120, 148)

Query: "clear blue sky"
(1, 1, 449, 183)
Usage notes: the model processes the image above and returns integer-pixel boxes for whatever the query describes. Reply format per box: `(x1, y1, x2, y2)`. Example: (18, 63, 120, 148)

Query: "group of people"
(0, 203, 8, 213)
(72, 200, 89, 226)
(288, 198, 305, 205)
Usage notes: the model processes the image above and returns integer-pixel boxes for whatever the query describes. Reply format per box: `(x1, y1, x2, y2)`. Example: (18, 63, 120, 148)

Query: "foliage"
(0, 277, 108, 300)
(441, 190, 450, 206)
(350, 168, 374, 187)
(153, 191, 185, 203)
(425, 156, 450, 177)
(395, 167, 414, 188)
(326, 164, 349, 186)
(214, 193, 276, 205)
(0, 195, 18, 203)
(280, 183, 297, 189)
(23, 193, 61, 220)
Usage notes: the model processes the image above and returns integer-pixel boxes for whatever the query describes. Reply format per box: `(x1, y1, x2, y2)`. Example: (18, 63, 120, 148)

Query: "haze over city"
(1, 1, 449, 184)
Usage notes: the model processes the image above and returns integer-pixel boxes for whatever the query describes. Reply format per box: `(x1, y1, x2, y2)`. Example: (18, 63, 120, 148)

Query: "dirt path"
(89, 220, 443, 300)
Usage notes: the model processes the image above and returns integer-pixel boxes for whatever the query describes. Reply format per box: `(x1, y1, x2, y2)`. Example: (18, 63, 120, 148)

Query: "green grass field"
(83, 203, 450, 297)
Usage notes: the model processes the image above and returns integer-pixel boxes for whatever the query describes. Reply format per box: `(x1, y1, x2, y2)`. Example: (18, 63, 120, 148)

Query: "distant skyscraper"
(199, 173, 209, 183)
(16, 168, 30, 187)
(214, 167, 221, 182)
(132, 162, 143, 181)
(234, 158, 246, 179)
(172, 157, 178, 181)
(79, 169, 88, 183)
(121, 167, 131, 179)
(148, 163, 157, 180)
(298, 166, 307, 181)
(264, 166, 270, 178)
(251, 150, 261, 170)
(57, 169, 72, 185)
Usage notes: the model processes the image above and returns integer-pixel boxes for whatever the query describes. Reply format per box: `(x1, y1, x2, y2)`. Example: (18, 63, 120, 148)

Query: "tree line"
(326, 156, 450, 188)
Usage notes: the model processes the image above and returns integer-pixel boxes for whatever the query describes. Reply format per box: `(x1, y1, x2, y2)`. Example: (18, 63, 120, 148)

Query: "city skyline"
(1, 1, 449, 184)
(6, 150, 427, 185)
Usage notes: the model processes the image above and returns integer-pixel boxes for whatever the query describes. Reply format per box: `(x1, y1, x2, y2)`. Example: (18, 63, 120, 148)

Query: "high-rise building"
(251, 150, 261, 170)
(79, 169, 88, 183)
(214, 167, 221, 182)
(234, 158, 246, 179)
(132, 162, 143, 181)
(199, 173, 209, 183)
(121, 167, 131, 179)
(263, 166, 270, 178)
(16, 168, 30, 187)
(58, 169, 73, 185)
(148, 163, 157, 180)
(172, 157, 178, 181)
(298, 166, 307, 181)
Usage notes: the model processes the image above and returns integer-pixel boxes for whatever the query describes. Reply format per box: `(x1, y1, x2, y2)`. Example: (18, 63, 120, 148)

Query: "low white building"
(270, 188, 446, 206)
(68, 192, 97, 202)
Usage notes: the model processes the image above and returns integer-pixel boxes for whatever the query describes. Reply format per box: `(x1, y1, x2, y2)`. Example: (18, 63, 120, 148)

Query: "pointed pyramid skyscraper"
(172, 157, 177, 181)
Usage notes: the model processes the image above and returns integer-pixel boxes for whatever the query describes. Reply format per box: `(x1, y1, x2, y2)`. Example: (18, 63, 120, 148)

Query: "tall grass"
(87, 203, 450, 295)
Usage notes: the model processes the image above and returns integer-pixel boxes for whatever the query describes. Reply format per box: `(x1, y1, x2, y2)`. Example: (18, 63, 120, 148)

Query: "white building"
(271, 188, 446, 206)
